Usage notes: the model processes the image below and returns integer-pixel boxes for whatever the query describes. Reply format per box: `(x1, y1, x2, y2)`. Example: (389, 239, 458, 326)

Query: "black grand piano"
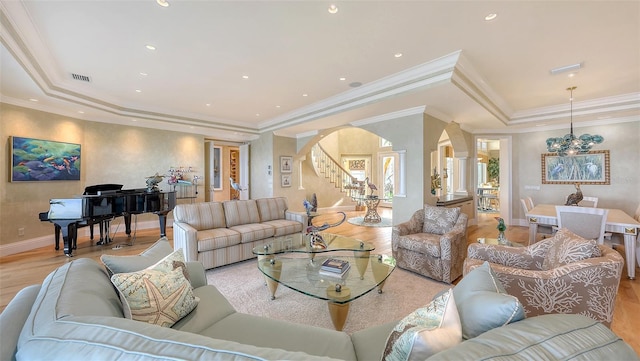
(39, 184, 176, 257)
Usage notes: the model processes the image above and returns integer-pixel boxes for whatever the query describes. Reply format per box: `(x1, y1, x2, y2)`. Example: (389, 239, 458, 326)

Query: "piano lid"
(48, 199, 83, 219)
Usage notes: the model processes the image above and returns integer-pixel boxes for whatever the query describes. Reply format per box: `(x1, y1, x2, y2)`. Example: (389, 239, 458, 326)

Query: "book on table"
(321, 258, 350, 273)
(320, 258, 350, 278)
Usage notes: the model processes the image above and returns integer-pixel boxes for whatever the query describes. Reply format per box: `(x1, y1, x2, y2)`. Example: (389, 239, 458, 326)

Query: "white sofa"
(173, 197, 305, 269)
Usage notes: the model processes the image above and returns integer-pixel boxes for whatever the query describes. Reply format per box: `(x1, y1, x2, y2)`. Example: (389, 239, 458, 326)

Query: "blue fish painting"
(11, 136, 81, 181)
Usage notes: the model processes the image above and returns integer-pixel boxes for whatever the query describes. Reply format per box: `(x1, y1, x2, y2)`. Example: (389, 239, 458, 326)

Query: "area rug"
(347, 216, 393, 228)
(205, 259, 449, 334)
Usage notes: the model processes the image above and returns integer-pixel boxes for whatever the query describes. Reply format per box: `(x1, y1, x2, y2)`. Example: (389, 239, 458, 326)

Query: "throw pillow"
(423, 205, 460, 235)
(111, 249, 198, 327)
(453, 262, 525, 339)
(111, 267, 198, 327)
(542, 228, 601, 270)
(101, 237, 173, 276)
(381, 289, 462, 361)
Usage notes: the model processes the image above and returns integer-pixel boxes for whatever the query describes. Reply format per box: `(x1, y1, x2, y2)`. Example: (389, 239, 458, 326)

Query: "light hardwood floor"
(1, 209, 638, 354)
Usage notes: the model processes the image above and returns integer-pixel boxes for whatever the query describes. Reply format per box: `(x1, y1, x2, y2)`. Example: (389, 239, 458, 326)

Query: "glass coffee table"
(257, 253, 396, 331)
(252, 232, 375, 261)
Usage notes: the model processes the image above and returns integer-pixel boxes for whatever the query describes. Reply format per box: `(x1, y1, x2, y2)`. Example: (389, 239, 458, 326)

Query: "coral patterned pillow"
(542, 228, 600, 270)
(423, 205, 460, 235)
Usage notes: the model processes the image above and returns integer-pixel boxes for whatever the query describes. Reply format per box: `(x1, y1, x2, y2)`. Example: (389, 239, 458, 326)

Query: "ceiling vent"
(71, 73, 91, 82)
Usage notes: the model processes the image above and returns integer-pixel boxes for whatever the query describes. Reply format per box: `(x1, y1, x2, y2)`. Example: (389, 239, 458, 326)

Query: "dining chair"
(522, 198, 554, 241)
(555, 206, 609, 244)
(579, 196, 599, 208)
(525, 196, 535, 210)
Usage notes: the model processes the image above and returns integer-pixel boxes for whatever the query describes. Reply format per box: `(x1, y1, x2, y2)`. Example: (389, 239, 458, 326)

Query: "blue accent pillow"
(453, 262, 525, 339)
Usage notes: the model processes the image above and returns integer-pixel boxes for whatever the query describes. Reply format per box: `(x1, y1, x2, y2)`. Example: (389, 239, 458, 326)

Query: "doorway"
(475, 136, 512, 225)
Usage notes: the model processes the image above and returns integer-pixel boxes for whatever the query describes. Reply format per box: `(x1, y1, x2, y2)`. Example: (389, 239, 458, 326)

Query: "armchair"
(392, 205, 468, 283)
(464, 228, 624, 327)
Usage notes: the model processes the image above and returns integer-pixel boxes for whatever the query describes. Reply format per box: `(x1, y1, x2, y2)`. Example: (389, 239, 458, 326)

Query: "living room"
(1, 1, 640, 359)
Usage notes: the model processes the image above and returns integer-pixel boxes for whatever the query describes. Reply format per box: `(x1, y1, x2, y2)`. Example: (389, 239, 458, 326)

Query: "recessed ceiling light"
(339, 77, 346, 81)
(242, 75, 249, 79)
(276, 105, 281, 108)
(206, 103, 212, 107)
(256, 113, 260, 117)
(78, 111, 84, 114)
(135, 89, 142, 93)
(394, 53, 403, 58)
(145, 44, 156, 50)
(485, 13, 498, 21)
(131, 119, 137, 122)
(29, 98, 38, 102)
(328, 4, 338, 14)
(139, 72, 148, 76)
(156, 0, 169, 7)
(302, 93, 308, 97)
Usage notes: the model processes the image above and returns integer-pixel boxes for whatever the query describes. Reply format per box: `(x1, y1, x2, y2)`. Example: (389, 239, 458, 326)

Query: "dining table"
(526, 204, 640, 280)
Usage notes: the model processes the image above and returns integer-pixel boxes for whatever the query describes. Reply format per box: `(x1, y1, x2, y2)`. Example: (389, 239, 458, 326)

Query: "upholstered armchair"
(464, 228, 624, 328)
(392, 205, 468, 284)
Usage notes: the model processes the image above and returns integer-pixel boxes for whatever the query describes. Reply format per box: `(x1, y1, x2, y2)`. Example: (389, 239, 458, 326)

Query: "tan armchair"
(392, 205, 468, 283)
(464, 228, 624, 328)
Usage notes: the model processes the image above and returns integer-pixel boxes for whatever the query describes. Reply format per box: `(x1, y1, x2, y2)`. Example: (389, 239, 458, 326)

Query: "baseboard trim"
(0, 219, 173, 257)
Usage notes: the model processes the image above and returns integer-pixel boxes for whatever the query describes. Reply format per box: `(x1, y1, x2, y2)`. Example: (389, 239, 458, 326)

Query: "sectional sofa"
(173, 197, 305, 269)
(1, 239, 637, 361)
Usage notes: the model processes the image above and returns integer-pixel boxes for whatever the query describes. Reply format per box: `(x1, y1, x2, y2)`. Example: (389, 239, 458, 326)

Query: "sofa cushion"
(197, 228, 242, 251)
(351, 322, 397, 361)
(101, 237, 173, 276)
(229, 223, 276, 243)
(110, 251, 199, 328)
(427, 314, 639, 361)
(256, 197, 288, 222)
(200, 312, 357, 361)
(260, 219, 304, 237)
(453, 262, 525, 339)
(171, 285, 237, 333)
(393, 233, 442, 257)
(542, 227, 601, 270)
(174, 202, 227, 231)
(18, 315, 346, 361)
(18, 259, 124, 350)
(0, 284, 41, 361)
(381, 289, 462, 361)
(423, 205, 460, 235)
(223, 200, 261, 227)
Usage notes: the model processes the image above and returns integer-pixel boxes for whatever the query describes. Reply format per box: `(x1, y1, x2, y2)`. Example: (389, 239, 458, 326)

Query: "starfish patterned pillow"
(111, 251, 198, 327)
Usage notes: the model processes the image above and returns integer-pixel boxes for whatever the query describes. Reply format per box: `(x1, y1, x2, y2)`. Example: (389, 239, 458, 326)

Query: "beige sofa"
(173, 197, 305, 269)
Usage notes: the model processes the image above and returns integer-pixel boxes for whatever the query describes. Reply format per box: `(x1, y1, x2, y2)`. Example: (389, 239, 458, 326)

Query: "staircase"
(310, 143, 365, 203)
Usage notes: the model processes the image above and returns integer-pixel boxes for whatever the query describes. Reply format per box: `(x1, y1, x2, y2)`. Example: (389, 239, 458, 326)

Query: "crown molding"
(509, 92, 640, 124)
(451, 53, 512, 125)
(259, 51, 462, 134)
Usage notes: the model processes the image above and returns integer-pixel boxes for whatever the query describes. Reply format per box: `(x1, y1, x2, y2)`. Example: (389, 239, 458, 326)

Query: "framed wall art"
(281, 174, 292, 187)
(541, 150, 610, 185)
(10, 136, 81, 182)
(213, 146, 222, 190)
(280, 156, 292, 173)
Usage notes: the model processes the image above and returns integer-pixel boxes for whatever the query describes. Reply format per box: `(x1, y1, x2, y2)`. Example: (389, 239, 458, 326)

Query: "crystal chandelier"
(545, 86, 604, 156)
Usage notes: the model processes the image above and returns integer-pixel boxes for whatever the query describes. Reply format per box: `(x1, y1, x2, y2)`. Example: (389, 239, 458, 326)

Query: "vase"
(497, 231, 508, 245)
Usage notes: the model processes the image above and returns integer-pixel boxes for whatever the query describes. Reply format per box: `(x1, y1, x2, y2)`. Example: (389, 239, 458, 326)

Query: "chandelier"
(545, 86, 604, 156)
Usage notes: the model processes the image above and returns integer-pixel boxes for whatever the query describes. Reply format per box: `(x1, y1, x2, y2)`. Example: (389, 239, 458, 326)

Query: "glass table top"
(257, 254, 396, 304)
(252, 232, 375, 256)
